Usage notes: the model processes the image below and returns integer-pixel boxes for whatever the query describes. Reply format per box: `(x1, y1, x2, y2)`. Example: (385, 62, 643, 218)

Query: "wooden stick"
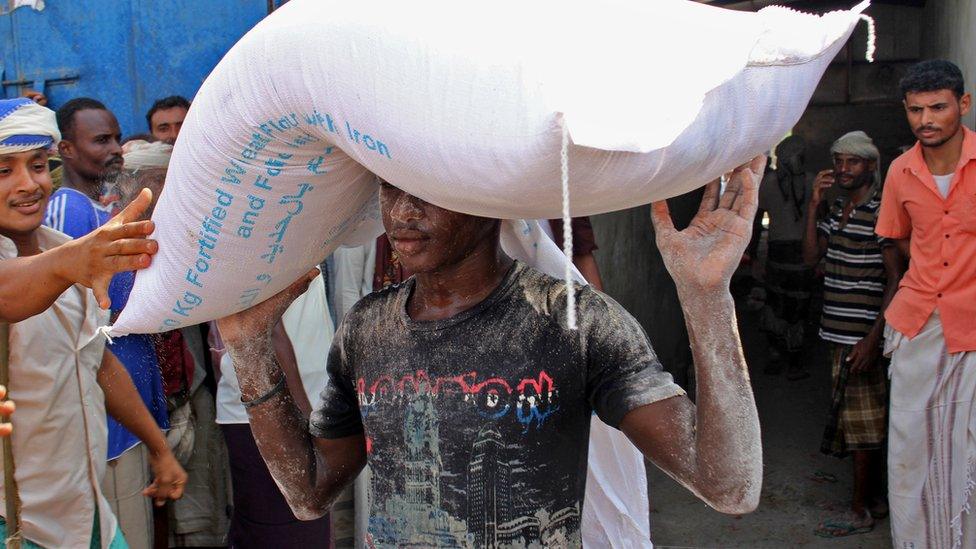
(0, 322, 21, 549)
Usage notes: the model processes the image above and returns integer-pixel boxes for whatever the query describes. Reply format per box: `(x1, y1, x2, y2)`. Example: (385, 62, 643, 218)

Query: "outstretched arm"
(621, 157, 765, 515)
(217, 270, 366, 520)
(0, 188, 157, 322)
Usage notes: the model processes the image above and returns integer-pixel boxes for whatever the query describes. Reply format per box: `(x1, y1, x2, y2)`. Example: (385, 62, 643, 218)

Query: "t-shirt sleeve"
(44, 190, 99, 238)
(875, 172, 911, 239)
(308, 318, 364, 439)
(581, 289, 685, 428)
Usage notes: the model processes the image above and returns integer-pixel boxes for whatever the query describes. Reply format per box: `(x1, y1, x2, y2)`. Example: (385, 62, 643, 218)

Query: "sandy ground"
(646, 298, 891, 548)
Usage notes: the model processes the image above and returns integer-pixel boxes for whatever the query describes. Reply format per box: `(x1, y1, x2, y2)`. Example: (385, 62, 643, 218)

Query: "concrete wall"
(923, 0, 976, 129)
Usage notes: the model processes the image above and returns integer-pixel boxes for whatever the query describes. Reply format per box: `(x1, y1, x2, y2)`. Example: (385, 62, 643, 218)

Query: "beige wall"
(923, 0, 976, 129)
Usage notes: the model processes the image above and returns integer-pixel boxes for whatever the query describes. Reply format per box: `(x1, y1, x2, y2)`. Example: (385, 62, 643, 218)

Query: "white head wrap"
(830, 130, 880, 185)
(122, 140, 173, 172)
(830, 130, 879, 161)
(0, 98, 60, 154)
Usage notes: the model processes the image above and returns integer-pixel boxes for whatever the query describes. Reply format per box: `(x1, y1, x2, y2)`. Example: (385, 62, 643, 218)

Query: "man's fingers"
(103, 219, 155, 240)
(108, 238, 159, 257)
(650, 201, 676, 240)
(718, 172, 743, 211)
(109, 253, 153, 273)
(697, 180, 721, 215)
(748, 154, 768, 175)
(116, 188, 153, 224)
(731, 161, 762, 219)
(0, 401, 14, 416)
(92, 278, 113, 310)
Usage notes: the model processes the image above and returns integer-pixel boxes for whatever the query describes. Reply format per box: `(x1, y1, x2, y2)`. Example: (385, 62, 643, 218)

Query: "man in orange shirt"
(876, 59, 975, 549)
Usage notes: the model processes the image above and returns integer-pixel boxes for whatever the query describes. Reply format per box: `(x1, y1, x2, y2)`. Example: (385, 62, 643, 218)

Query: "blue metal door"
(0, 1, 276, 136)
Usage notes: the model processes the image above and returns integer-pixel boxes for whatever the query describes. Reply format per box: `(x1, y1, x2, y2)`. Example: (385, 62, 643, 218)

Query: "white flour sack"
(111, 0, 871, 335)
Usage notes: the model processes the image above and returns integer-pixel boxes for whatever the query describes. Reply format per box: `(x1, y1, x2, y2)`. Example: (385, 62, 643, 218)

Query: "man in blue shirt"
(45, 97, 168, 549)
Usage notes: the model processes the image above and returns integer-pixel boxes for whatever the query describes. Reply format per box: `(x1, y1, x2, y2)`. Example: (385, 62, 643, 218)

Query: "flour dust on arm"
(620, 157, 765, 515)
(218, 270, 366, 520)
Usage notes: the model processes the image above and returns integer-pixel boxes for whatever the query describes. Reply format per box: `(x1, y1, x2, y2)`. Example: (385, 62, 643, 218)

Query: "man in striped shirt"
(801, 131, 903, 537)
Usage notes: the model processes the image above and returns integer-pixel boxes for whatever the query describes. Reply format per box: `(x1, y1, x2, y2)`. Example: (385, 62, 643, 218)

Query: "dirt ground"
(645, 297, 891, 548)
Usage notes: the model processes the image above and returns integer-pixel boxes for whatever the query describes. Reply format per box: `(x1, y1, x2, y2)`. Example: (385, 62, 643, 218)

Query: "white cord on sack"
(860, 14, 876, 63)
(96, 325, 115, 345)
(560, 119, 577, 331)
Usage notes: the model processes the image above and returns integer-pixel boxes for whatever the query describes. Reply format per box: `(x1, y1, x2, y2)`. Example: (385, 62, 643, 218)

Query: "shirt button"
(946, 234, 951, 239)
(944, 262, 949, 266)
(938, 293, 943, 298)
(945, 210, 950, 214)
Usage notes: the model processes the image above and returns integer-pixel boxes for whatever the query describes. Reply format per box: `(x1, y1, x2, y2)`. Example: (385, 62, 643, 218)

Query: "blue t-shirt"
(44, 187, 169, 460)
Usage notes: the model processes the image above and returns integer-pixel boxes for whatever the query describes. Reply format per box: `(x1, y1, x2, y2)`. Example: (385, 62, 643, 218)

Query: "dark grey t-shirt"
(311, 261, 682, 548)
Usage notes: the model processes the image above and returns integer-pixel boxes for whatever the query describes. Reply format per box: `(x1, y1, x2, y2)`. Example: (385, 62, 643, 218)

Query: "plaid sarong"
(821, 343, 888, 457)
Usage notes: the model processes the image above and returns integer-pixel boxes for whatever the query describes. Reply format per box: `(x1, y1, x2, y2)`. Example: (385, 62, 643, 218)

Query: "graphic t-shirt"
(311, 261, 683, 548)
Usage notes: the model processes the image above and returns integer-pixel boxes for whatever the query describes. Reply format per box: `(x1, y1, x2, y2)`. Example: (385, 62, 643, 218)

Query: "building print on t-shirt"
(312, 262, 683, 548)
(363, 372, 580, 548)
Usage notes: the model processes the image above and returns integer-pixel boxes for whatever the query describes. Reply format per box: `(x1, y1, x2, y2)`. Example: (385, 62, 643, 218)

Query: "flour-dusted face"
(378, 182, 498, 275)
(0, 149, 52, 240)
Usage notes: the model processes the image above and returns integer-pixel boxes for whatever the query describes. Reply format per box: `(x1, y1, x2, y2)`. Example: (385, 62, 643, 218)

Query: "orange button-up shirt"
(876, 126, 976, 353)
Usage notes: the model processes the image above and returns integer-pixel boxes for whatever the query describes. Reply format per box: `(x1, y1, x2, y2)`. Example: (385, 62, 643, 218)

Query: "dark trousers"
(221, 424, 331, 549)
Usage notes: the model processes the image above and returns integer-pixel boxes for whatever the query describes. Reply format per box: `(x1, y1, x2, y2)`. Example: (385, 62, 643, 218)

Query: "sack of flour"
(111, 0, 871, 335)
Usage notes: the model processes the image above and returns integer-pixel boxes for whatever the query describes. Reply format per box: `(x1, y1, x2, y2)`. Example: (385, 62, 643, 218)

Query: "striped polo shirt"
(817, 187, 887, 345)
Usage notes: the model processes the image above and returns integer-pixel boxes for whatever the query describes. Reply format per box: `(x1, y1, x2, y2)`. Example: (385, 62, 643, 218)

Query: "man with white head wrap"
(0, 97, 187, 548)
(801, 130, 901, 538)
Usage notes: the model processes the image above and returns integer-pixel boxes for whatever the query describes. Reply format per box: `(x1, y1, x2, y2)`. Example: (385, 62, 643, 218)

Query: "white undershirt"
(933, 173, 954, 198)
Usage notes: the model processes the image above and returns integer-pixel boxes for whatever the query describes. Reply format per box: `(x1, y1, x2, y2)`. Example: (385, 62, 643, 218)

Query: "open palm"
(651, 156, 766, 294)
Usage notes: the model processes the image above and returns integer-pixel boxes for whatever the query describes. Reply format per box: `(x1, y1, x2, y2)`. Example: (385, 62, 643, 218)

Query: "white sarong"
(886, 311, 976, 549)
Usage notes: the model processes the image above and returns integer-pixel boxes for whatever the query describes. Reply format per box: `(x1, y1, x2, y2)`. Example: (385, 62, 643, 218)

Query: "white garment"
(332, 245, 376, 323)
(933, 173, 954, 198)
(216, 274, 334, 424)
(0, 226, 118, 548)
(885, 311, 976, 549)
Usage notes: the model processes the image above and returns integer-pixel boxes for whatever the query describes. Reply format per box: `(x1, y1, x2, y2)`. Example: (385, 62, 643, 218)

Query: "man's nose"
(391, 192, 423, 223)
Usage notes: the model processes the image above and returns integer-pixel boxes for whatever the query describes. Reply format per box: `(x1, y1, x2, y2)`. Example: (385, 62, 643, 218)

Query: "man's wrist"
(677, 287, 734, 314)
(49, 240, 78, 286)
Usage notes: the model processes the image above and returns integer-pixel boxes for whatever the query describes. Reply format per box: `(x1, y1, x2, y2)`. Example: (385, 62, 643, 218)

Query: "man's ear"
(867, 159, 877, 173)
(960, 92, 972, 117)
(58, 139, 73, 160)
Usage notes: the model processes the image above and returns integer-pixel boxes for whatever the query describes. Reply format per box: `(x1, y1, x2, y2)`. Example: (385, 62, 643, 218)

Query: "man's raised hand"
(650, 156, 766, 295)
(216, 268, 320, 344)
(61, 188, 158, 309)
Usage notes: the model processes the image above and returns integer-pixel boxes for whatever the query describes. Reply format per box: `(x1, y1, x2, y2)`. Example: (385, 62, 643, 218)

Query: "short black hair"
(899, 59, 966, 99)
(56, 97, 108, 140)
(146, 95, 190, 130)
(122, 133, 158, 145)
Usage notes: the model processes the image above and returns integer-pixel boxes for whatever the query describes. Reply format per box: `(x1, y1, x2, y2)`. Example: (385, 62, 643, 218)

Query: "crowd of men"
(0, 57, 971, 549)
